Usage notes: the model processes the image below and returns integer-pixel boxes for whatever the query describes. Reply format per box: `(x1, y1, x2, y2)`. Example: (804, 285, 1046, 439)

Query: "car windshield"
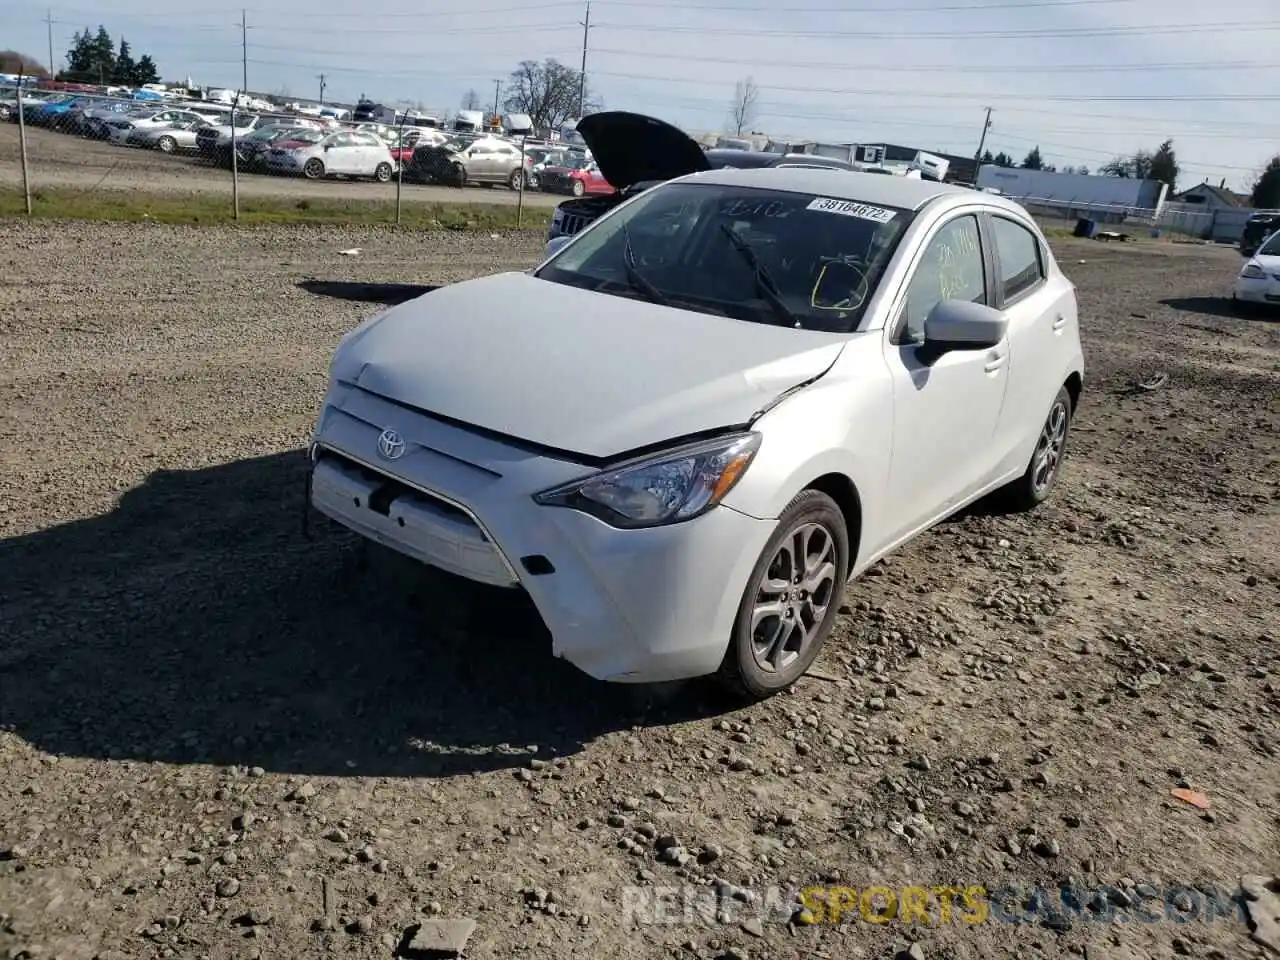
(1258, 233, 1280, 256)
(536, 181, 914, 332)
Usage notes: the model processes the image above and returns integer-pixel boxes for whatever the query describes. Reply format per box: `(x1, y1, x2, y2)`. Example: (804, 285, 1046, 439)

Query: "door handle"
(983, 351, 1006, 374)
(1052, 314, 1067, 331)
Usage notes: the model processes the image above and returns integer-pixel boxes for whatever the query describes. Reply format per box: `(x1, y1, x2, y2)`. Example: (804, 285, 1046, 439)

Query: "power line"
(604, 0, 1142, 9)
(225, 55, 1280, 133)
(586, 46, 1280, 75)
(591, 18, 1280, 39)
(582, 67, 1280, 103)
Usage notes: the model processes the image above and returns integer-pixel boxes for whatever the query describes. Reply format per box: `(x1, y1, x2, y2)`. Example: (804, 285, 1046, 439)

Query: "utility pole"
(45, 9, 54, 79)
(577, 0, 591, 120)
(239, 9, 248, 98)
(492, 79, 501, 120)
(317, 74, 327, 105)
(974, 106, 993, 163)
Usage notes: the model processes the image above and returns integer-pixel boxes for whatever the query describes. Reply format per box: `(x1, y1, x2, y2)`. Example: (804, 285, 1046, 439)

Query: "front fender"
(720, 349, 894, 567)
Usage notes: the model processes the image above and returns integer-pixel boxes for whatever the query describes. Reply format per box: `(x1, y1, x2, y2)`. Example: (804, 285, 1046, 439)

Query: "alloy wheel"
(749, 522, 838, 674)
(1031, 399, 1069, 493)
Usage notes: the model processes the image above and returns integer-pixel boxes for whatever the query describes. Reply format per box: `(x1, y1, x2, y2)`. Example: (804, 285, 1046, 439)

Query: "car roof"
(704, 148, 854, 170)
(677, 166, 1006, 213)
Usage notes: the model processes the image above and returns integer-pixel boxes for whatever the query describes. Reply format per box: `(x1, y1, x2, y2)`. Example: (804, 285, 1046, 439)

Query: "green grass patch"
(0, 186, 552, 231)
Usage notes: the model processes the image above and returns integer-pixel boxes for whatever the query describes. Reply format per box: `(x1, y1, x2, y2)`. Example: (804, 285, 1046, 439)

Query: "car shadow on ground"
(0, 450, 735, 779)
(1159, 296, 1277, 322)
(297, 280, 440, 305)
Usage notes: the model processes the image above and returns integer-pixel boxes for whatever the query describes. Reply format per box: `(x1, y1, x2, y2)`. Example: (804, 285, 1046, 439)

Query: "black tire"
(374, 162, 393, 182)
(1000, 384, 1074, 512)
(302, 158, 325, 180)
(571, 178, 586, 198)
(453, 163, 467, 188)
(508, 168, 525, 191)
(156, 136, 176, 154)
(717, 489, 849, 701)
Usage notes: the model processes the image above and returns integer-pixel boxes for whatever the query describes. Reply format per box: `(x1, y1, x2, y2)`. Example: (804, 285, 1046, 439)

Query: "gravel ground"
(0, 221, 1278, 960)
(0, 122, 561, 207)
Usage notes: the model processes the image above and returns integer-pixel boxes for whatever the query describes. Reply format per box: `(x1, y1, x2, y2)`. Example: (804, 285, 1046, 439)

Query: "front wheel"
(508, 168, 525, 191)
(156, 136, 176, 154)
(717, 490, 849, 700)
(453, 163, 467, 188)
(1000, 384, 1073, 511)
(374, 162, 393, 182)
(571, 179, 586, 197)
(302, 158, 325, 180)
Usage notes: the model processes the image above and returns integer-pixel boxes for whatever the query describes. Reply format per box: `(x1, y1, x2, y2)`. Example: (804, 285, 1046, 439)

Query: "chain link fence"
(1009, 194, 1220, 243)
(1, 85, 575, 228)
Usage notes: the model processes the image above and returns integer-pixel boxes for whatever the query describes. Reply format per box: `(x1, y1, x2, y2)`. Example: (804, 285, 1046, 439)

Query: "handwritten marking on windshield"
(719, 199, 794, 218)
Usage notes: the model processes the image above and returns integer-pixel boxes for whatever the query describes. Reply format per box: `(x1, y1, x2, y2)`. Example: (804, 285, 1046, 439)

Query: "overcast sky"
(8, 0, 1279, 189)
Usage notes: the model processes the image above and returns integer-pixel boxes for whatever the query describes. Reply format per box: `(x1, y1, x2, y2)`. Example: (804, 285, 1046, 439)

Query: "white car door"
(881, 212, 1011, 538)
(985, 213, 1077, 475)
(356, 132, 386, 173)
(323, 132, 357, 173)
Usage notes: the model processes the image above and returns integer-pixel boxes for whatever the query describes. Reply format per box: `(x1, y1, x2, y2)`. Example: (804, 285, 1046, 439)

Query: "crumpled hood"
(331, 272, 846, 460)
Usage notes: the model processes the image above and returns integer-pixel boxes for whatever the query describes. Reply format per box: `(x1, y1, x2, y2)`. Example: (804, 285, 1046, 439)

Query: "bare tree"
(503, 58, 598, 132)
(460, 88, 482, 111)
(730, 76, 760, 136)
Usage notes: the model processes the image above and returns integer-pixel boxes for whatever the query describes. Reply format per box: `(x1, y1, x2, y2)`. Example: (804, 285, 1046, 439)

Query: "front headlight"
(1242, 263, 1266, 279)
(534, 433, 762, 529)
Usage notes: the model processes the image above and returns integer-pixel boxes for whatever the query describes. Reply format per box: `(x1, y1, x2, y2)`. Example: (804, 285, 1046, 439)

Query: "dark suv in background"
(546, 113, 859, 243)
(1240, 213, 1280, 256)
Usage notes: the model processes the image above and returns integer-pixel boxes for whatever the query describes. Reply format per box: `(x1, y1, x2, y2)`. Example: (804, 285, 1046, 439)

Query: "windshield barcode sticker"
(806, 198, 896, 223)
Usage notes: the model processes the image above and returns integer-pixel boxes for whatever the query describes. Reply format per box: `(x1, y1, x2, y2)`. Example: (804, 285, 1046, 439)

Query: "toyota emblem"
(376, 428, 406, 461)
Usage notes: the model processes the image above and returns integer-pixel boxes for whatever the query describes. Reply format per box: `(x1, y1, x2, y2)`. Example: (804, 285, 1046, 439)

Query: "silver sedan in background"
(126, 116, 211, 153)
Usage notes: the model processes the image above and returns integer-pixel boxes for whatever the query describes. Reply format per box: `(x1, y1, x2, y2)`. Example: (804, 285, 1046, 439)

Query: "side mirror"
(545, 235, 573, 259)
(919, 299, 1008, 359)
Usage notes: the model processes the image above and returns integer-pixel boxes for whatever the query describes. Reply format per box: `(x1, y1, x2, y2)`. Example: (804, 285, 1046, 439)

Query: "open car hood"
(575, 111, 710, 189)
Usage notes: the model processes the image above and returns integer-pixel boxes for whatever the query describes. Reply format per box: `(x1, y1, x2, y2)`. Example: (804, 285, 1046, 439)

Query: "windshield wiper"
(621, 224, 671, 306)
(718, 223, 803, 328)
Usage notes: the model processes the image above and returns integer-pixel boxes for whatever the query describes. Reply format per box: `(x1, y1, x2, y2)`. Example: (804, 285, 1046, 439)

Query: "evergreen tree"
(112, 37, 136, 85)
(1021, 146, 1044, 170)
(1252, 156, 1280, 209)
(133, 54, 159, 86)
(1149, 138, 1179, 192)
(89, 26, 115, 82)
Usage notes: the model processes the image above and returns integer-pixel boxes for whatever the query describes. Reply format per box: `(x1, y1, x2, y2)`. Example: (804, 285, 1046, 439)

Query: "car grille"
(558, 213, 588, 236)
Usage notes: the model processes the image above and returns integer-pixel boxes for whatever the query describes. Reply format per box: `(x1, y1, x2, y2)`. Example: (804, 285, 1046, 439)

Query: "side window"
(896, 214, 986, 344)
(990, 216, 1045, 302)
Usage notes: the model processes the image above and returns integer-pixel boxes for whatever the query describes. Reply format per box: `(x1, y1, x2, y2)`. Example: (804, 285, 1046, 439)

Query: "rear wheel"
(717, 490, 849, 701)
(1000, 384, 1073, 511)
(156, 136, 176, 154)
(453, 163, 467, 188)
(302, 158, 325, 180)
(508, 168, 525, 191)
(374, 162, 393, 182)
(572, 178, 586, 197)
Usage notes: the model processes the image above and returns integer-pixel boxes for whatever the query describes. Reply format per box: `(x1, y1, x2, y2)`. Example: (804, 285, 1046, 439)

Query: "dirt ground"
(0, 123, 561, 207)
(0, 221, 1277, 960)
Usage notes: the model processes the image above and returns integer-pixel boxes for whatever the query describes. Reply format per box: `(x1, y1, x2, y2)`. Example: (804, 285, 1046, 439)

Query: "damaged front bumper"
(304, 382, 773, 684)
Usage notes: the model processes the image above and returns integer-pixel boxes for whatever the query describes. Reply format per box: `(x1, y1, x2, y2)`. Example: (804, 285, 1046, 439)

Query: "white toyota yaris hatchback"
(308, 167, 1085, 699)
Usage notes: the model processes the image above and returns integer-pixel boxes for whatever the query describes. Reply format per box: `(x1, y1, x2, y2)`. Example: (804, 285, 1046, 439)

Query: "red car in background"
(537, 157, 615, 197)
(388, 127, 444, 170)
